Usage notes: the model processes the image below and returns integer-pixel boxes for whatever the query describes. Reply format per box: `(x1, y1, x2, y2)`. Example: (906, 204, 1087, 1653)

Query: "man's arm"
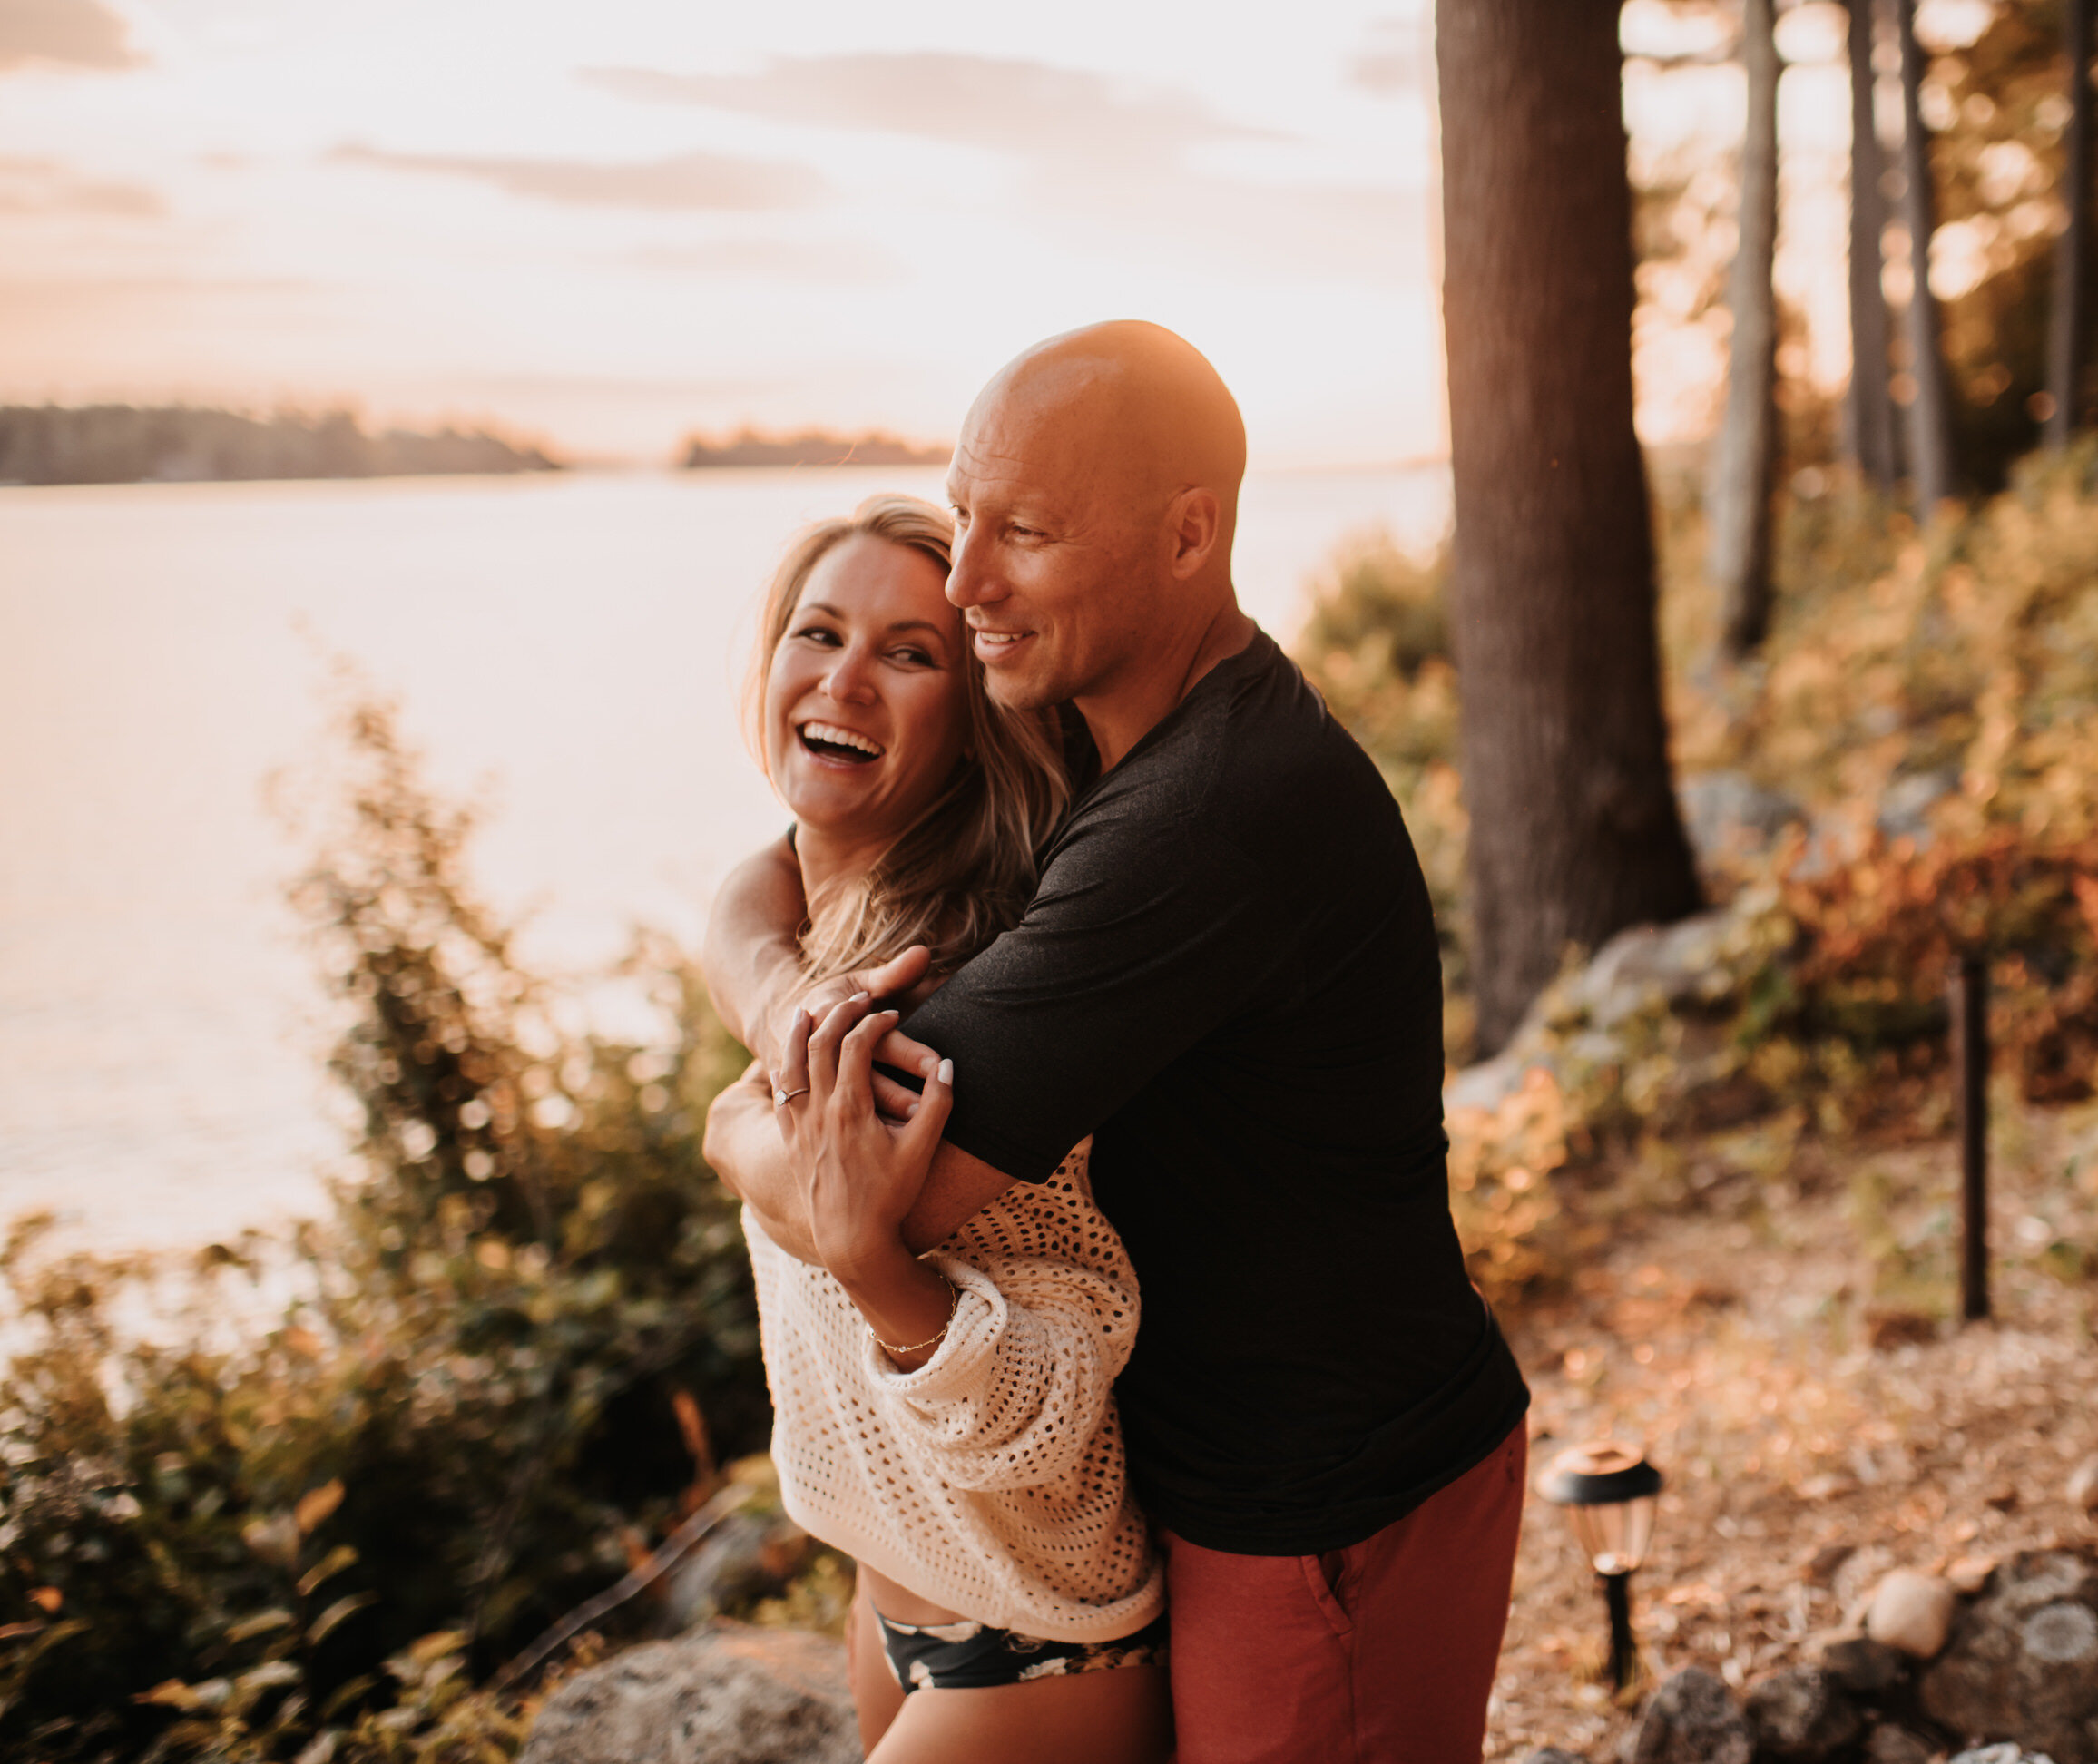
(701, 836, 940, 1094)
(700, 836, 809, 1071)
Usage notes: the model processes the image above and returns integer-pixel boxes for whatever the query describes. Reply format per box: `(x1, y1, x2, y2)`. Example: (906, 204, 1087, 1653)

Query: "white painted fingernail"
(937, 1058, 954, 1085)
(849, 991, 869, 1003)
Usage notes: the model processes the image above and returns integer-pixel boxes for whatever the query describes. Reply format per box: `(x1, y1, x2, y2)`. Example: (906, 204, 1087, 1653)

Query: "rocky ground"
(1485, 1093, 2098, 1761)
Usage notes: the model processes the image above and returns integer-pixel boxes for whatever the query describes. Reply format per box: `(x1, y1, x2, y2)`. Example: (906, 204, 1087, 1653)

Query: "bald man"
(704, 323, 1530, 1763)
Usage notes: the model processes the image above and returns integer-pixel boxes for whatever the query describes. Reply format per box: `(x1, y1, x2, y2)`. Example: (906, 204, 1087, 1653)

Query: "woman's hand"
(770, 994, 955, 1283)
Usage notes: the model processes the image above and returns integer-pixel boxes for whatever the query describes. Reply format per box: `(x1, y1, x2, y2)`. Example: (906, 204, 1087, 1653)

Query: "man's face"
(944, 379, 1165, 714)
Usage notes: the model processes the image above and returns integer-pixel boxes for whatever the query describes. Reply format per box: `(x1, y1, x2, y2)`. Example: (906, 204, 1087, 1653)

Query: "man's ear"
(1165, 486, 1222, 579)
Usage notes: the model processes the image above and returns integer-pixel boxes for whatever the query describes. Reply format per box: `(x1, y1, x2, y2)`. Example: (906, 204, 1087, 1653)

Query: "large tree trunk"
(1708, 0, 1782, 657)
(2046, 0, 2093, 449)
(1435, 0, 1704, 1059)
(1894, 0, 1957, 513)
(1844, 0, 1899, 489)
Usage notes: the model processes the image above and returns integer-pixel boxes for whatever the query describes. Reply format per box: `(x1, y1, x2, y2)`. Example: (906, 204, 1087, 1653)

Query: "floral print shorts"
(874, 1607, 1170, 1693)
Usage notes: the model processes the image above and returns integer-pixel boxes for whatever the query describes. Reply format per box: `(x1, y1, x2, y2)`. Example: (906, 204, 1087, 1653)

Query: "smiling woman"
(746, 493, 1065, 980)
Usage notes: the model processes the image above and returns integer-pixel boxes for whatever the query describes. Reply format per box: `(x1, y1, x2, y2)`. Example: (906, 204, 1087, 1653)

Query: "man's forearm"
(701, 837, 807, 1067)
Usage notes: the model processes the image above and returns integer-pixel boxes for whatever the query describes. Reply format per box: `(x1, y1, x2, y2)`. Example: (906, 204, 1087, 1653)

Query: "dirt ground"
(1483, 1093, 2098, 1762)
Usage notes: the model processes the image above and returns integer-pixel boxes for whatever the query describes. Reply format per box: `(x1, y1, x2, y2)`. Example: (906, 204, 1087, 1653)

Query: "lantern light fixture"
(1539, 1439, 1663, 1694)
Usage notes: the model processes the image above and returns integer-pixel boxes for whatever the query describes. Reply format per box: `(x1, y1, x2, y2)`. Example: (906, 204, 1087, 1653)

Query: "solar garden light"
(1539, 1440, 1663, 1695)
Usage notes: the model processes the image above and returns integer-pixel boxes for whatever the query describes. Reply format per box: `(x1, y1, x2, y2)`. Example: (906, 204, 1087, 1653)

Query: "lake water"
(0, 464, 1448, 1252)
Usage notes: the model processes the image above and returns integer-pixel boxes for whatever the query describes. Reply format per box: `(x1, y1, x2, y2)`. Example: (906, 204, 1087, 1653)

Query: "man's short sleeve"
(904, 812, 1270, 1182)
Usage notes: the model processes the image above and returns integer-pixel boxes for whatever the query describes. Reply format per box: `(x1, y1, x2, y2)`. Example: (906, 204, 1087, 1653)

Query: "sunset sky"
(2, 0, 1448, 462)
(4, 0, 1991, 465)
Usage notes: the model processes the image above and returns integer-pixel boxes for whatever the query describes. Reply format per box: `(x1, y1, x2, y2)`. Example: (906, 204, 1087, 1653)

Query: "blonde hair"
(746, 493, 1069, 980)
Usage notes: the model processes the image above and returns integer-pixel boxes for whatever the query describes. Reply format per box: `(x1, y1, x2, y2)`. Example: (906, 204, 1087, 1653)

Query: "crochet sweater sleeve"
(860, 1250, 1136, 1491)
(750, 1139, 1162, 1641)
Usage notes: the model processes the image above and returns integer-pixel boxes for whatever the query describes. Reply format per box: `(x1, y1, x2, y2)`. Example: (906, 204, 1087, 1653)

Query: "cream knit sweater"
(745, 1138, 1164, 1643)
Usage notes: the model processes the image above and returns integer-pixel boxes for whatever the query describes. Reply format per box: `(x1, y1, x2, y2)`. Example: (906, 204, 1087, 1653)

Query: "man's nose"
(946, 525, 1003, 608)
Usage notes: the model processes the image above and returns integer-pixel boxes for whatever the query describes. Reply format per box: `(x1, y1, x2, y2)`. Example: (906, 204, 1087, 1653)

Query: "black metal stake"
(1602, 1569, 1637, 1692)
(1953, 952, 1990, 1322)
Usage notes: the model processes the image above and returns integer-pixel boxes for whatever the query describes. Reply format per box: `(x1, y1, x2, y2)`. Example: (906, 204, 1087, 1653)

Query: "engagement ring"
(772, 1085, 809, 1108)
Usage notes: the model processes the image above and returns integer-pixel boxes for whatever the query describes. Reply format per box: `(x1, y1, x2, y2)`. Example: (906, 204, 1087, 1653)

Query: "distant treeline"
(679, 426, 949, 469)
(0, 405, 562, 486)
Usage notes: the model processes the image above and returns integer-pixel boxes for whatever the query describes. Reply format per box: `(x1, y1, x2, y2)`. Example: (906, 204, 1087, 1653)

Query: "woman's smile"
(796, 718, 887, 764)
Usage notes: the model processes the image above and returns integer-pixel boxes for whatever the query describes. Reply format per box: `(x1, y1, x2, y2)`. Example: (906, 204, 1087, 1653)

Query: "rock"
(1867, 1571, 1958, 1660)
(1678, 770, 1806, 864)
(1877, 771, 1957, 846)
(1947, 1749, 2062, 1764)
(517, 1623, 861, 1764)
(658, 1510, 809, 1630)
(1625, 1665, 1754, 1764)
(1862, 1729, 1936, 1764)
(1920, 1546, 2098, 1764)
(2067, 1455, 2098, 1516)
(1948, 1557, 1999, 1597)
(1803, 1544, 1859, 1589)
(1746, 1665, 1868, 1761)
(1819, 1634, 1911, 1698)
(1574, 911, 1738, 1032)
(1445, 1043, 1555, 1115)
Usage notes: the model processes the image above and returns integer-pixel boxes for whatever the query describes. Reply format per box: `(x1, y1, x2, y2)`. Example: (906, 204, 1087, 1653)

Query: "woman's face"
(763, 533, 971, 847)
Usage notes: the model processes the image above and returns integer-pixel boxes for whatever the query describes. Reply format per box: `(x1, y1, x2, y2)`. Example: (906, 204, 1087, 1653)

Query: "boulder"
(1876, 771, 1957, 846)
(1862, 1729, 1936, 1764)
(1946, 1749, 2062, 1764)
(1573, 911, 1738, 1032)
(1921, 1548, 2098, 1764)
(1625, 1666, 1754, 1764)
(1867, 1571, 1958, 1660)
(658, 1510, 810, 1631)
(1678, 771, 1806, 864)
(1747, 1665, 1868, 1761)
(517, 1623, 861, 1764)
(1819, 1635, 1911, 1698)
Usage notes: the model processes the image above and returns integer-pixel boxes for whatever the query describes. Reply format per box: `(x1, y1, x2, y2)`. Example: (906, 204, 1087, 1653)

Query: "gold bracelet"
(868, 1277, 959, 1357)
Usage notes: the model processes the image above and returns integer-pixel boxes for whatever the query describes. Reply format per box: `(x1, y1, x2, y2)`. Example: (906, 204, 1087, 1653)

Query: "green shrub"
(0, 697, 767, 1760)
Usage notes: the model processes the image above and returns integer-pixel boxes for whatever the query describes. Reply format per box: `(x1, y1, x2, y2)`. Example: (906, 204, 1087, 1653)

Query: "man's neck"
(1077, 598, 1259, 774)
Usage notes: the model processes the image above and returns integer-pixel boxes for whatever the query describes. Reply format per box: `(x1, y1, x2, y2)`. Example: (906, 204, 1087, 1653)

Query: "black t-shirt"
(907, 629, 1529, 1555)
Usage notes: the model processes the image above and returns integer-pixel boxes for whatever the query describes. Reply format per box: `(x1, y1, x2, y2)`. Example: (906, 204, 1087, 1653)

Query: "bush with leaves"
(0, 697, 767, 1760)
(1294, 442, 2098, 1298)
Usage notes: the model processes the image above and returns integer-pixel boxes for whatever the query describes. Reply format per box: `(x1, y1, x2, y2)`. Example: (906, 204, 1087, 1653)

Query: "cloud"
(584, 53, 1285, 165)
(0, 0, 145, 72)
(1349, 19, 1431, 95)
(623, 238, 904, 282)
(0, 155, 162, 215)
(328, 143, 824, 211)
(587, 52, 1421, 284)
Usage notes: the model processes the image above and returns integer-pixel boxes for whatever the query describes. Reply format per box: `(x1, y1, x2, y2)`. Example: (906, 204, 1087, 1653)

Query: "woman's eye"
(792, 625, 840, 645)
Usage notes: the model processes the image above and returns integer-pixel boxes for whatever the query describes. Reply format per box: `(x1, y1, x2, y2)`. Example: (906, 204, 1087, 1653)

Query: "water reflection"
(0, 464, 1449, 1250)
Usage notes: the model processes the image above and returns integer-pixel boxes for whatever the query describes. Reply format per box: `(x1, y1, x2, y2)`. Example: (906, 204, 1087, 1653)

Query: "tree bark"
(1708, 0, 1782, 657)
(1844, 0, 1899, 489)
(2046, 0, 2093, 448)
(1894, 0, 1957, 513)
(1436, 0, 1704, 1058)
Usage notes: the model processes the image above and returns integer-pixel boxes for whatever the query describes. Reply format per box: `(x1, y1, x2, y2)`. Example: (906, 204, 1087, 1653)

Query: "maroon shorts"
(1161, 1422, 1527, 1764)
